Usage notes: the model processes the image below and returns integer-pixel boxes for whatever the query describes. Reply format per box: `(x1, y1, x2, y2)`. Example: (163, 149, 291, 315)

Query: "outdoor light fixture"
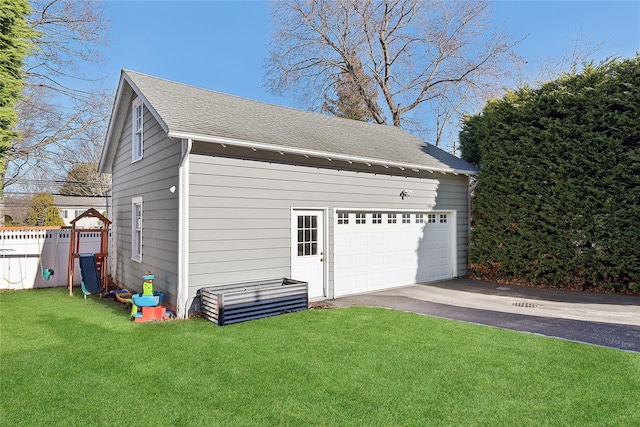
(400, 189, 412, 200)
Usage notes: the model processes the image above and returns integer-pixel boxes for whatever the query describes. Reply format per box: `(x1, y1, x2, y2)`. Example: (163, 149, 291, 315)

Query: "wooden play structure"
(67, 208, 111, 296)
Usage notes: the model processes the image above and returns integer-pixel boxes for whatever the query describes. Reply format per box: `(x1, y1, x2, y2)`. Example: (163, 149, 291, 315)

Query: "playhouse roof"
(70, 208, 111, 228)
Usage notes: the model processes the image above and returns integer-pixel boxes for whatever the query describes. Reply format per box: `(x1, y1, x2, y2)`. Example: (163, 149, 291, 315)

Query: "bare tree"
(3, 195, 31, 225)
(58, 162, 110, 196)
(514, 29, 608, 88)
(5, 0, 111, 190)
(265, 0, 522, 149)
(322, 55, 382, 121)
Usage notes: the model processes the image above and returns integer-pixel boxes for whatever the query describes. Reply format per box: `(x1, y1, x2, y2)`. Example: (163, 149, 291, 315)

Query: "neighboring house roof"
(100, 69, 478, 175)
(53, 195, 108, 209)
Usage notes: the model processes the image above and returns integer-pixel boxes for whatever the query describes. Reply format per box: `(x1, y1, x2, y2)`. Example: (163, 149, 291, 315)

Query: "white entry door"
(291, 210, 325, 299)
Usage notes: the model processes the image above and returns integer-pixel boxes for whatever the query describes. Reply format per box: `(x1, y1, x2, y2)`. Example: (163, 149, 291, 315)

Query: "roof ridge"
(121, 69, 414, 137)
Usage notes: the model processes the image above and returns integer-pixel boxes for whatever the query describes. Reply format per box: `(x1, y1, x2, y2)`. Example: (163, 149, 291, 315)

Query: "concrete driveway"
(329, 278, 640, 353)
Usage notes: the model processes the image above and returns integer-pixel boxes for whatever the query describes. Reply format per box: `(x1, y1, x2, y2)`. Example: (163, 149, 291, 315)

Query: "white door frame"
(290, 208, 327, 299)
(448, 210, 458, 278)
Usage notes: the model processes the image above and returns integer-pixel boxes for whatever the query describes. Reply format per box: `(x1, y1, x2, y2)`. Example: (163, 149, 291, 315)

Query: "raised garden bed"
(199, 278, 308, 326)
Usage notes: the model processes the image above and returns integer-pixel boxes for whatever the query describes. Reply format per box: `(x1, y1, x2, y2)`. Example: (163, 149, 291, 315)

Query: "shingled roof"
(101, 69, 478, 175)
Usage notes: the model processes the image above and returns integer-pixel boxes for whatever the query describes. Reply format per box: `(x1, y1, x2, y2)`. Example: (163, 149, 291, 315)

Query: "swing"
(2, 231, 29, 287)
(37, 231, 57, 281)
(2, 249, 26, 286)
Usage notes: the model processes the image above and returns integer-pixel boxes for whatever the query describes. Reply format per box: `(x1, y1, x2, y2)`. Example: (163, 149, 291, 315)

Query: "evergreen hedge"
(0, 0, 36, 177)
(460, 56, 640, 292)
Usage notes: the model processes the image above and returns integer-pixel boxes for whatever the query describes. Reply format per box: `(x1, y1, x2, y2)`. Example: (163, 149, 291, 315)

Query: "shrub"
(460, 56, 640, 292)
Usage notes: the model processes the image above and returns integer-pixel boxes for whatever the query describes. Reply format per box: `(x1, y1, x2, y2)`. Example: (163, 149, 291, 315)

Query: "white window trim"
(132, 98, 144, 163)
(132, 196, 142, 263)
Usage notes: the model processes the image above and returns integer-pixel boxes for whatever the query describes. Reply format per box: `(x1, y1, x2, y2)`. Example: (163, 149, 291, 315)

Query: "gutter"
(167, 131, 478, 176)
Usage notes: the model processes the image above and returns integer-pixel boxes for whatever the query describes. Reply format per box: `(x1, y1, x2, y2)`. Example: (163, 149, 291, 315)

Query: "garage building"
(99, 70, 478, 318)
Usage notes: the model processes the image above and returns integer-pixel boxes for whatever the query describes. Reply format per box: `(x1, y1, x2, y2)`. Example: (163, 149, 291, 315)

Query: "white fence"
(0, 228, 107, 290)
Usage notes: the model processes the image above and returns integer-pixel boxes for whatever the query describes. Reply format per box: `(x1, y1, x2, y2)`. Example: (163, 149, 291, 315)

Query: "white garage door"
(334, 211, 452, 297)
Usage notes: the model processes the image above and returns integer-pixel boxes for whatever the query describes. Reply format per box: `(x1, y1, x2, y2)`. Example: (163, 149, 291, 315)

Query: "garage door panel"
(371, 251, 384, 265)
(385, 232, 399, 245)
(371, 233, 385, 245)
(385, 250, 399, 263)
(354, 253, 368, 267)
(335, 211, 452, 297)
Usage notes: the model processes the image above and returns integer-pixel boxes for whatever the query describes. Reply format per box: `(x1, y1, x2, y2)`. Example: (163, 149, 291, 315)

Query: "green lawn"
(1, 288, 638, 426)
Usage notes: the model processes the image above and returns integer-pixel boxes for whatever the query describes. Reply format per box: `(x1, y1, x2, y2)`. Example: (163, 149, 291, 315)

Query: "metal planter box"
(199, 278, 308, 326)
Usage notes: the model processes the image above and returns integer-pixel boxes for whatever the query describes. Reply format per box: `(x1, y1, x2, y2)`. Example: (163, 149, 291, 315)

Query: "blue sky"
(101, 0, 640, 136)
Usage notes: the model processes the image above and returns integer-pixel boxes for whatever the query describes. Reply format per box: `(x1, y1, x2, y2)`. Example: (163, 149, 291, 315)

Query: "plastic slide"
(78, 254, 102, 297)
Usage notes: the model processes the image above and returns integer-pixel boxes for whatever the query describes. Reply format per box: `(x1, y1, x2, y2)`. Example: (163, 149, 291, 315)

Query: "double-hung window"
(132, 197, 143, 262)
(132, 98, 144, 162)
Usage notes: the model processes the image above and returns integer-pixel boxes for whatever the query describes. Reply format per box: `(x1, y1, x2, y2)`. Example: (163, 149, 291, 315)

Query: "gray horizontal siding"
(188, 148, 470, 302)
(190, 228, 287, 242)
(190, 247, 290, 264)
(110, 94, 181, 309)
(190, 165, 442, 196)
(190, 257, 290, 276)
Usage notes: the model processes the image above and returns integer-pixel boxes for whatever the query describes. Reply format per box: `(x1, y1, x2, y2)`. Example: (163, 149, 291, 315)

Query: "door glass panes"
(297, 215, 318, 256)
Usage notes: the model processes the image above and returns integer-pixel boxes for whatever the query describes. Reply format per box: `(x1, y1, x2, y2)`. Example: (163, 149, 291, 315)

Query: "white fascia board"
(99, 71, 172, 174)
(122, 73, 170, 135)
(99, 74, 127, 174)
(167, 130, 478, 176)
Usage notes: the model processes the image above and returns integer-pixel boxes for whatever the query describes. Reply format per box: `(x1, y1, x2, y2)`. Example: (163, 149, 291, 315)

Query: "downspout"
(177, 138, 192, 318)
(467, 174, 473, 276)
